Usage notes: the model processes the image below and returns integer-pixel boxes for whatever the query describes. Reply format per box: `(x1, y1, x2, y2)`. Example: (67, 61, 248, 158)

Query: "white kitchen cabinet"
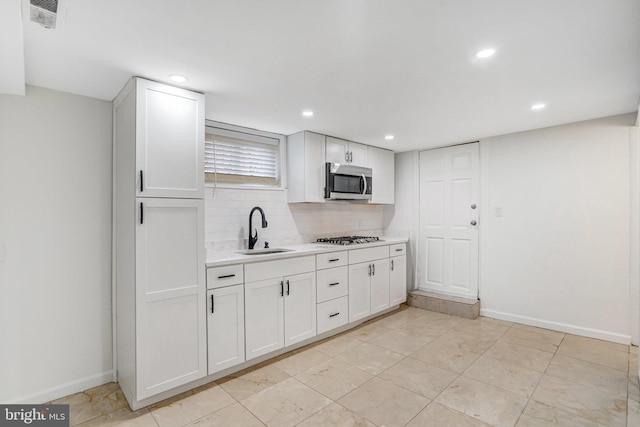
(133, 78, 204, 199)
(287, 131, 326, 203)
(370, 258, 390, 314)
(389, 243, 407, 306)
(133, 198, 206, 400)
(114, 77, 206, 409)
(348, 245, 390, 322)
(348, 262, 372, 322)
(244, 257, 316, 361)
(367, 146, 395, 204)
(245, 277, 284, 360)
(283, 272, 317, 346)
(207, 284, 244, 375)
(317, 296, 349, 334)
(316, 265, 348, 303)
(326, 136, 367, 167)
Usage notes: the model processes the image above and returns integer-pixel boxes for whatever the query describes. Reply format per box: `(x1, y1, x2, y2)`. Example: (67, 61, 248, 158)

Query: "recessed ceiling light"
(531, 103, 546, 110)
(302, 111, 314, 117)
(385, 135, 394, 140)
(475, 48, 496, 59)
(169, 74, 188, 83)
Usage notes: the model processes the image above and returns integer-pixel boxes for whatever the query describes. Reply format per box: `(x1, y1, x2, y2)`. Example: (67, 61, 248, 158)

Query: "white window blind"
(205, 128, 280, 186)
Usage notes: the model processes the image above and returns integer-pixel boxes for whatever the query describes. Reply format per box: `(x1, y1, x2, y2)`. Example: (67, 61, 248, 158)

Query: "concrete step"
(407, 290, 480, 319)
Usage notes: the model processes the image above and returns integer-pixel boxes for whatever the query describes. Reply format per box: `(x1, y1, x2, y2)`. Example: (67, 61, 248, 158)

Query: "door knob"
(471, 203, 477, 209)
(470, 220, 477, 226)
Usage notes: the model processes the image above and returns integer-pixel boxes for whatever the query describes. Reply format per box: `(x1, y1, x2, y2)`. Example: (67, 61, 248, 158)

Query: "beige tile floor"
(52, 306, 640, 427)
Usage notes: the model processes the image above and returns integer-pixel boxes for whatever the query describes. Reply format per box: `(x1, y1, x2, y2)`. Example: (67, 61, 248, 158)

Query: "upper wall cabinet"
(326, 136, 367, 167)
(367, 146, 395, 204)
(287, 130, 395, 204)
(116, 78, 205, 199)
(287, 131, 326, 203)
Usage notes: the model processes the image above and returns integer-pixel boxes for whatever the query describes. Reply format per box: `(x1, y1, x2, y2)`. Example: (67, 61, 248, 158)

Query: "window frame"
(204, 120, 287, 190)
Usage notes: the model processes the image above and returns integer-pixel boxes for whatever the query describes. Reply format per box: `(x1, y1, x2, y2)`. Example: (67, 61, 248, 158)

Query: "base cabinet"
(348, 262, 372, 322)
(390, 255, 407, 306)
(134, 198, 206, 401)
(207, 285, 245, 375)
(245, 271, 316, 361)
(370, 258, 390, 314)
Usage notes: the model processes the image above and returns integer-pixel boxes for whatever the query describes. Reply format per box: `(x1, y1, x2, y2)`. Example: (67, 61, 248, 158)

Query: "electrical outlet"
(495, 207, 503, 217)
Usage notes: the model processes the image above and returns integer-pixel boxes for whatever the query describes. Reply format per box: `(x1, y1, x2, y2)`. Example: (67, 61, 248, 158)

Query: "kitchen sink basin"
(237, 248, 294, 256)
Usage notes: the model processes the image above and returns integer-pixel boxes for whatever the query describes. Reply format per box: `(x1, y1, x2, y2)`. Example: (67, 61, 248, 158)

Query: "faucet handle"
(264, 241, 270, 248)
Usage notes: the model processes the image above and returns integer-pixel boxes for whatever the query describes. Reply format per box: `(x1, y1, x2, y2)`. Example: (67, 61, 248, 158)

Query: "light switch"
(494, 207, 503, 217)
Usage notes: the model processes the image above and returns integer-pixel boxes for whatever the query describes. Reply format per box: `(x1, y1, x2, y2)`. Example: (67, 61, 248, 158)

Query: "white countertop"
(206, 236, 408, 267)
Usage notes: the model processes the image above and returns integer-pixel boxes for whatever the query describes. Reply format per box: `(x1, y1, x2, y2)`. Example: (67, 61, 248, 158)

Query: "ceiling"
(5, 0, 640, 151)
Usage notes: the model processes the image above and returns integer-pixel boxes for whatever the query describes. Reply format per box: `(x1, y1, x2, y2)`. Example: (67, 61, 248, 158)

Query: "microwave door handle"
(361, 174, 367, 196)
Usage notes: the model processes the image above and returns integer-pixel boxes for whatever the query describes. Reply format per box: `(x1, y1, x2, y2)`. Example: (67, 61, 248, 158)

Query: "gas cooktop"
(316, 236, 381, 245)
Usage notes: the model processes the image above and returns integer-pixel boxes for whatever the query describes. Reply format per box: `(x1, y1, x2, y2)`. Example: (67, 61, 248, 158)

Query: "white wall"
(205, 187, 385, 253)
(384, 151, 418, 289)
(479, 114, 635, 343)
(631, 123, 640, 345)
(0, 86, 113, 403)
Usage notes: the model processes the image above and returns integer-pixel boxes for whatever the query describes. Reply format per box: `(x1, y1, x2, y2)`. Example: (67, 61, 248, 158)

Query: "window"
(205, 123, 284, 187)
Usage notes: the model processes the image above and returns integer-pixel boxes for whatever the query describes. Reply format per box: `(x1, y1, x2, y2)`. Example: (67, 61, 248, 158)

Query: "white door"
(370, 259, 390, 314)
(283, 272, 316, 346)
(348, 262, 372, 322)
(418, 143, 479, 299)
(389, 255, 407, 305)
(136, 78, 204, 199)
(135, 198, 206, 400)
(245, 278, 284, 360)
(207, 285, 245, 375)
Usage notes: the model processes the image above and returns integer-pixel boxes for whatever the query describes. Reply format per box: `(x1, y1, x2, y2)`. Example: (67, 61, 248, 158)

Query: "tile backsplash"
(205, 187, 385, 253)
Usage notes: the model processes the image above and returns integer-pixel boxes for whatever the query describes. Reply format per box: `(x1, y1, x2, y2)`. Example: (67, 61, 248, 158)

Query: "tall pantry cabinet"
(113, 78, 206, 409)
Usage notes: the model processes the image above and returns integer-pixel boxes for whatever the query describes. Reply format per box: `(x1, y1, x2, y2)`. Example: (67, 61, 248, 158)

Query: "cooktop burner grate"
(316, 236, 381, 245)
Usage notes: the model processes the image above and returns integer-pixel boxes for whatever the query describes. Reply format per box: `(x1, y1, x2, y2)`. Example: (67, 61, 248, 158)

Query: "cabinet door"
(136, 78, 204, 199)
(207, 285, 245, 375)
(326, 136, 349, 164)
(245, 278, 284, 361)
(389, 255, 407, 306)
(348, 141, 368, 167)
(370, 258, 390, 314)
(348, 262, 371, 322)
(135, 198, 206, 400)
(287, 131, 326, 203)
(284, 272, 316, 346)
(368, 146, 395, 204)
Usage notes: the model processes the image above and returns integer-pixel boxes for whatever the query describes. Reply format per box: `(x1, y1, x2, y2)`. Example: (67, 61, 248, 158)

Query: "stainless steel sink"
(237, 248, 294, 256)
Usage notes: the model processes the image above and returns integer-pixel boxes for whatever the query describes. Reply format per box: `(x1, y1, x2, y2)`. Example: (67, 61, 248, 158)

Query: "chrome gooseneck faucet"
(248, 206, 268, 249)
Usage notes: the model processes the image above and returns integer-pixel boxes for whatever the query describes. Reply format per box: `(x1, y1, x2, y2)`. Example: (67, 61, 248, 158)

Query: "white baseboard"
(480, 308, 631, 345)
(5, 370, 114, 404)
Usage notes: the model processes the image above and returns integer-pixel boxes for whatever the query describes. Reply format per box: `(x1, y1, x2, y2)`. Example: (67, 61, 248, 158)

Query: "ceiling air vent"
(30, 0, 61, 29)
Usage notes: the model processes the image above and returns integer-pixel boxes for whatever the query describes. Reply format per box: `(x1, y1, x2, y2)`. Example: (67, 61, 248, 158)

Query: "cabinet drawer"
(389, 243, 406, 256)
(316, 251, 348, 270)
(317, 296, 348, 334)
(207, 264, 244, 289)
(348, 245, 389, 264)
(316, 266, 348, 303)
(245, 256, 315, 282)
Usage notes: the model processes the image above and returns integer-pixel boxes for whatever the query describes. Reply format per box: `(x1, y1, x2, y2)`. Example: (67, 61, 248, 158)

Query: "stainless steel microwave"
(324, 162, 372, 201)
